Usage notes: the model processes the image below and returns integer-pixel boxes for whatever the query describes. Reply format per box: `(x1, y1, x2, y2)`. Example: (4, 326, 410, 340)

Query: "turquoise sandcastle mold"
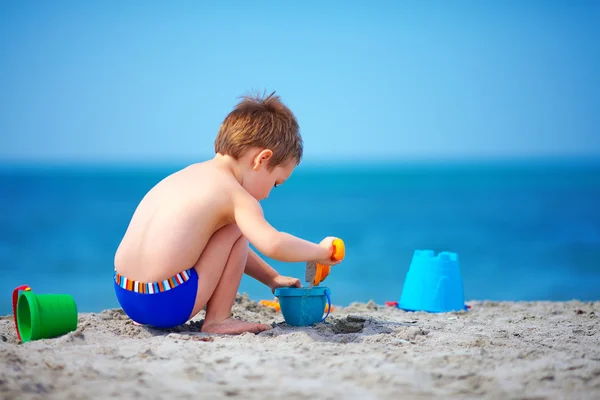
(399, 250, 468, 313)
(274, 287, 332, 327)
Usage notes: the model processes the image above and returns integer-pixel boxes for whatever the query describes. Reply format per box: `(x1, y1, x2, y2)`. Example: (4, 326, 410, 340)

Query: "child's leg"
(189, 224, 270, 334)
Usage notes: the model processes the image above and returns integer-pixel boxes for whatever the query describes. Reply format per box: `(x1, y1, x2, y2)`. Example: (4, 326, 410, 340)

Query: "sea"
(1, 160, 599, 315)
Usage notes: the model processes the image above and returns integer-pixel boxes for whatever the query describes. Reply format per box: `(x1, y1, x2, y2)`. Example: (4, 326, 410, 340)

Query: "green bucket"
(12, 286, 78, 342)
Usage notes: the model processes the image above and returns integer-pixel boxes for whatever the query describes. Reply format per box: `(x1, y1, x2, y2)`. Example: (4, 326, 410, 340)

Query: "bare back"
(114, 161, 240, 282)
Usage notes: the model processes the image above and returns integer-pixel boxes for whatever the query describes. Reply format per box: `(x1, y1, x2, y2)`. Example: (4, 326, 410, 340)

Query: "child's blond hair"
(214, 92, 303, 169)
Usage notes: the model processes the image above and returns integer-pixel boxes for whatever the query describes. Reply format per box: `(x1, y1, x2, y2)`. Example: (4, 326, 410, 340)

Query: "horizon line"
(0, 154, 599, 169)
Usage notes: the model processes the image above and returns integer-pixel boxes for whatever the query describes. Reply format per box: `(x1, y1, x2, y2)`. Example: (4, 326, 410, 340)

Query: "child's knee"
(232, 236, 248, 258)
(214, 223, 243, 242)
(234, 235, 248, 251)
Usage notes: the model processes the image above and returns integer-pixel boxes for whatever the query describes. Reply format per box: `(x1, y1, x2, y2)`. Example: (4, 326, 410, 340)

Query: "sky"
(0, 0, 599, 164)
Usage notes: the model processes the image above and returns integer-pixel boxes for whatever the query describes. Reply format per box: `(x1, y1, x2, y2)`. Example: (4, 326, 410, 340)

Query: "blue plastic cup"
(399, 250, 468, 313)
(274, 287, 332, 326)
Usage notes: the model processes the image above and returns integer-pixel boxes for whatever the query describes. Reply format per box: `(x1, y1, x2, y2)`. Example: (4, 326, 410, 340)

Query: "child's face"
(245, 158, 295, 201)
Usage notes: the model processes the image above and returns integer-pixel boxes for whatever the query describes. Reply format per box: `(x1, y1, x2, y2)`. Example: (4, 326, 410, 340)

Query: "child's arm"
(245, 247, 301, 290)
(234, 193, 333, 264)
(244, 247, 278, 286)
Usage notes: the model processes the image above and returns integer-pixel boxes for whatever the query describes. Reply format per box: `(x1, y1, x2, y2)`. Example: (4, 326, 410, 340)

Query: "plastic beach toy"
(274, 287, 332, 326)
(258, 299, 281, 312)
(12, 285, 78, 342)
(274, 238, 344, 326)
(306, 238, 345, 286)
(398, 250, 468, 313)
(259, 297, 334, 313)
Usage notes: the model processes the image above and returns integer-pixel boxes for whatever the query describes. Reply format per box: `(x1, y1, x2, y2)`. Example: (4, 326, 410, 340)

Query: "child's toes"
(254, 323, 271, 333)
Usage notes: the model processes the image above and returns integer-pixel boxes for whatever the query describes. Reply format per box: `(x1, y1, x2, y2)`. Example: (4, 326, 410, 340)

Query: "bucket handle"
(12, 285, 31, 341)
(321, 288, 332, 322)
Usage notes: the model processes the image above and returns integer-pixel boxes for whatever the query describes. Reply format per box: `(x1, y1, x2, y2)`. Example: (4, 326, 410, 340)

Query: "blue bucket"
(274, 287, 332, 327)
(399, 250, 468, 313)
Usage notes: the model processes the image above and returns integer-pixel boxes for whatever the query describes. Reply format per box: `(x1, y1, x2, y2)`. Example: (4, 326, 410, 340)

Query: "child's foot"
(201, 318, 270, 335)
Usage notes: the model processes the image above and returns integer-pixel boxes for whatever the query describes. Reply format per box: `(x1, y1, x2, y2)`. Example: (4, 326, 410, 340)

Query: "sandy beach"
(1, 296, 599, 399)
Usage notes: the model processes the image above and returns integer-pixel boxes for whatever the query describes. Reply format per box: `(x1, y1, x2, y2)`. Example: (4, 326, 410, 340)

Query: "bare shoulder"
(179, 161, 247, 216)
(230, 179, 261, 213)
(174, 161, 231, 187)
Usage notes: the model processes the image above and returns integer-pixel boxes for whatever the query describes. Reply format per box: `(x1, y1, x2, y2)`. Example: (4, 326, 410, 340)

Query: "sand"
(1, 296, 599, 399)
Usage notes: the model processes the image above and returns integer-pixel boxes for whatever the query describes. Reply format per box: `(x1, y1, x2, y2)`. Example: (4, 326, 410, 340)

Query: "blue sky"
(0, 0, 599, 163)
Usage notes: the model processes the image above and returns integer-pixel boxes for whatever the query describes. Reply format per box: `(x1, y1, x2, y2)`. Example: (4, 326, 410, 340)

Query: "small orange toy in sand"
(258, 298, 334, 313)
(258, 299, 281, 312)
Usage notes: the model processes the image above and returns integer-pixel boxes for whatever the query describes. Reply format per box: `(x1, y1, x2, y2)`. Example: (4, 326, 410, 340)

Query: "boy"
(113, 92, 342, 335)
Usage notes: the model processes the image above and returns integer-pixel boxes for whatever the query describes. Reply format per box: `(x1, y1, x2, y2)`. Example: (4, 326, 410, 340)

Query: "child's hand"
(317, 236, 343, 265)
(269, 275, 301, 293)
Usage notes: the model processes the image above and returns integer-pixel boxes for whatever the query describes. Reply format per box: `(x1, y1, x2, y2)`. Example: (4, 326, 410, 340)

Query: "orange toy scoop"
(307, 239, 345, 286)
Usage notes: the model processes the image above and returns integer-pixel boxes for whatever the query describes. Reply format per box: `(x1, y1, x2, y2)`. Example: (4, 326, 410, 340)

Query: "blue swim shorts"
(113, 268, 198, 329)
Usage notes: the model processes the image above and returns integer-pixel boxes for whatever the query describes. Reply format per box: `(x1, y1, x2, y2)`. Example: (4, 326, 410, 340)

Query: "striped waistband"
(114, 269, 194, 294)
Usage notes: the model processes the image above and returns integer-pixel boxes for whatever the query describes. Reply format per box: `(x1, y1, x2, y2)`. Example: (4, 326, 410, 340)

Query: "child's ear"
(253, 149, 273, 170)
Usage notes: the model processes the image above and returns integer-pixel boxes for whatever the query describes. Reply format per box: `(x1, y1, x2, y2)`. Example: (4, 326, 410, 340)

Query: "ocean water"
(1, 161, 599, 315)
